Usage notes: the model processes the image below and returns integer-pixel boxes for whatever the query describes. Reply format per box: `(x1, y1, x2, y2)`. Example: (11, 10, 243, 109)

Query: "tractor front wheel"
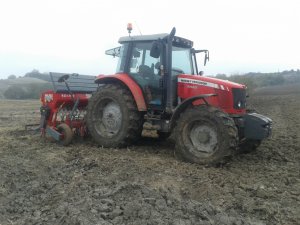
(174, 106, 238, 165)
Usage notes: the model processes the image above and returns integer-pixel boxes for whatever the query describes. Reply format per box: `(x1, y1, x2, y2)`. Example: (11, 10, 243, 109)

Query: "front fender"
(95, 74, 147, 111)
(169, 94, 217, 130)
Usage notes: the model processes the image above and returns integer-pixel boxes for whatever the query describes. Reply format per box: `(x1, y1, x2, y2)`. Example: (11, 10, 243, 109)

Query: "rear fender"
(95, 74, 147, 111)
(169, 94, 217, 130)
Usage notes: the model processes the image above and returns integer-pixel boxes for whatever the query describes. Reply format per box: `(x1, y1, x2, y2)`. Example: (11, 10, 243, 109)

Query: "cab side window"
(129, 43, 160, 75)
(129, 42, 162, 105)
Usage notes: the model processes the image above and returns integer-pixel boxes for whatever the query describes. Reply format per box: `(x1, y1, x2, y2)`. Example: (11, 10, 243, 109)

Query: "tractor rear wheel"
(86, 84, 143, 148)
(174, 105, 238, 165)
(57, 123, 73, 146)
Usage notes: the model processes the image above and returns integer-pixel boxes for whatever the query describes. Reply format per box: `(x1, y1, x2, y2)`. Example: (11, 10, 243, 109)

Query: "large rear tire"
(86, 84, 143, 148)
(174, 105, 238, 165)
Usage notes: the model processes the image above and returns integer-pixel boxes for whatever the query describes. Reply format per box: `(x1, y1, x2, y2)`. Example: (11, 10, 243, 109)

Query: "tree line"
(3, 70, 51, 99)
(3, 69, 300, 99)
(4, 83, 52, 99)
(215, 69, 300, 93)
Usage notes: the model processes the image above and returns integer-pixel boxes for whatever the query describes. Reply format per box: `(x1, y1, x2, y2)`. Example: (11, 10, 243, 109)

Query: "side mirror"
(150, 40, 162, 58)
(204, 51, 209, 66)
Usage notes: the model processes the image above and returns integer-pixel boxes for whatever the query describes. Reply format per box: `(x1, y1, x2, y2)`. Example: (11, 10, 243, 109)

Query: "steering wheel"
(143, 73, 156, 80)
(138, 65, 155, 80)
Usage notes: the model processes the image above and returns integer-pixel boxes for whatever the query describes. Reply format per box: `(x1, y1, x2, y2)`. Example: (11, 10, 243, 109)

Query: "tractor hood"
(177, 74, 247, 114)
(178, 74, 246, 91)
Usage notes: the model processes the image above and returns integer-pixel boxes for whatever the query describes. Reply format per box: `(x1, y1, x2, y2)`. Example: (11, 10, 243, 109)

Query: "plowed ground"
(0, 91, 299, 225)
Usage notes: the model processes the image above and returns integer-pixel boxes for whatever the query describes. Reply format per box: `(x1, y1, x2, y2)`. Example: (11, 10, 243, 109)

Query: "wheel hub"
(197, 132, 210, 143)
(101, 101, 122, 135)
(190, 124, 218, 154)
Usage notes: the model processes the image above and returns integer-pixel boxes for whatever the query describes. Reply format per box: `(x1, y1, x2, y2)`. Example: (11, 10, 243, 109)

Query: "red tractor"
(86, 27, 272, 164)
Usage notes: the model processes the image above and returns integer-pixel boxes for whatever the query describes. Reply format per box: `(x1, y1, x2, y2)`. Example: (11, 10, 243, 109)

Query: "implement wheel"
(86, 84, 143, 148)
(174, 105, 238, 165)
(57, 123, 73, 146)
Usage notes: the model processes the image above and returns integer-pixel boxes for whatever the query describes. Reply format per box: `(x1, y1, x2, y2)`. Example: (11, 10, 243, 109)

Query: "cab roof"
(118, 33, 169, 43)
(119, 33, 193, 48)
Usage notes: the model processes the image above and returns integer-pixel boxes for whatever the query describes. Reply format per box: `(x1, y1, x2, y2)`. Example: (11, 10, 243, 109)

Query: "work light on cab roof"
(127, 23, 133, 36)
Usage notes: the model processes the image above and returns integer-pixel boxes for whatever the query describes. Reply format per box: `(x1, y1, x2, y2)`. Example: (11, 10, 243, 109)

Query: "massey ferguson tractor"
(86, 27, 272, 164)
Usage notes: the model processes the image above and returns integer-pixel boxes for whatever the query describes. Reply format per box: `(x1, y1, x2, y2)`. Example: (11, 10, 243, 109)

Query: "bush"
(3, 83, 52, 99)
(7, 75, 17, 79)
(4, 86, 27, 99)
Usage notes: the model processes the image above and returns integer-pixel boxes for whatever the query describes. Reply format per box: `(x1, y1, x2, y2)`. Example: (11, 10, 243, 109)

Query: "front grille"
(232, 88, 246, 109)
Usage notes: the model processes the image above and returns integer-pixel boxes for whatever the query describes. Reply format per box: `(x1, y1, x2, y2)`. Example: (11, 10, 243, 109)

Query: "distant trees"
(2, 68, 300, 99)
(229, 75, 258, 92)
(215, 69, 300, 93)
(3, 85, 27, 99)
(3, 83, 51, 99)
(2, 69, 52, 99)
(24, 69, 51, 82)
(7, 74, 17, 79)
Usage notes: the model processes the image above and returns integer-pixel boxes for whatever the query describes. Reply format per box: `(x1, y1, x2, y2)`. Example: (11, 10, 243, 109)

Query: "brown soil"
(0, 92, 299, 225)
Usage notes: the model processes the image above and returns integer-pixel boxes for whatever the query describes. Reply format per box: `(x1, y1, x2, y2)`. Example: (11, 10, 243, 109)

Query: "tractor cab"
(105, 29, 208, 112)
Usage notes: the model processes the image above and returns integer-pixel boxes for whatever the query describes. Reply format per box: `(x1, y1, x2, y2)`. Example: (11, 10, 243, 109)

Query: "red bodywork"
(95, 73, 246, 115)
(178, 74, 246, 114)
(40, 90, 90, 135)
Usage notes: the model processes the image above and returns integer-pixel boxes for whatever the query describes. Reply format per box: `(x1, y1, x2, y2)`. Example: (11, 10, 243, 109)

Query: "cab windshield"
(172, 47, 194, 75)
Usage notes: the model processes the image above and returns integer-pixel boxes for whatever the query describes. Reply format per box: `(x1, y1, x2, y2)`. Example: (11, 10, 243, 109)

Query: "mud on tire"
(86, 84, 143, 148)
(174, 105, 238, 165)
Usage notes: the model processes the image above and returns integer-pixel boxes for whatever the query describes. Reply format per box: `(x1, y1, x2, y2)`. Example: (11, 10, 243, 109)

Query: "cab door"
(128, 42, 163, 107)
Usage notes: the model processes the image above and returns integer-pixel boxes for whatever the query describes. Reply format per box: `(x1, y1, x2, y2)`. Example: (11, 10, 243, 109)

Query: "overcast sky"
(0, 0, 299, 79)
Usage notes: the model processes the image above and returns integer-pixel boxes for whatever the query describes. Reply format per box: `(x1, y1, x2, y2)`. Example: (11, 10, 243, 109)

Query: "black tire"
(86, 84, 143, 148)
(239, 139, 261, 153)
(57, 123, 73, 146)
(157, 131, 171, 140)
(174, 105, 238, 165)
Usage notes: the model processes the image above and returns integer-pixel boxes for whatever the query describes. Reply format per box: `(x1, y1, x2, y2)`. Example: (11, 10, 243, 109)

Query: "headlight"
(232, 88, 246, 109)
(237, 101, 242, 108)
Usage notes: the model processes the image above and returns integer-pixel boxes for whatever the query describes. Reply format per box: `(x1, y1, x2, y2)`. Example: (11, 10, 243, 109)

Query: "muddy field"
(0, 91, 299, 225)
